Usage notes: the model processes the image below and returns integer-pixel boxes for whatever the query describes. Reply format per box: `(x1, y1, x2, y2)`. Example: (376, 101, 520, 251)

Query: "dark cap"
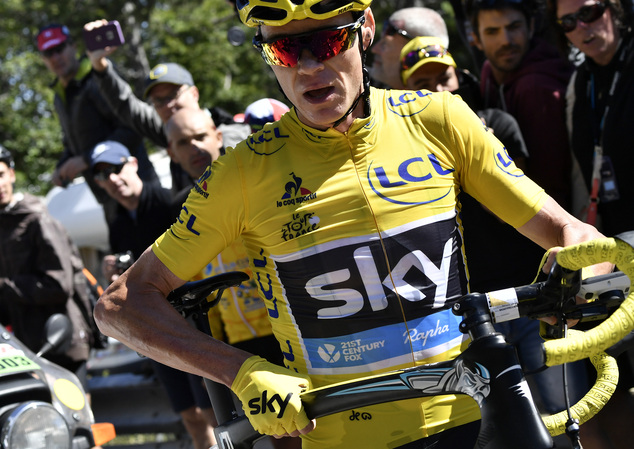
(0, 144, 13, 168)
(90, 141, 131, 168)
(37, 24, 71, 52)
(143, 63, 194, 99)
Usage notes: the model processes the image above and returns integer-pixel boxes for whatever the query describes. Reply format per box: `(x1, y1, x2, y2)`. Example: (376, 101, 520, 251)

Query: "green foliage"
(0, 0, 465, 196)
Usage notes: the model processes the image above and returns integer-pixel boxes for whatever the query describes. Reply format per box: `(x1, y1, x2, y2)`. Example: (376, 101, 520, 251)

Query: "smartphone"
(83, 20, 125, 51)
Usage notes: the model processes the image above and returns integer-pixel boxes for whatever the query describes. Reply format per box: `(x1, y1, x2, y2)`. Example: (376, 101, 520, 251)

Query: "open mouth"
(305, 86, 334, 99)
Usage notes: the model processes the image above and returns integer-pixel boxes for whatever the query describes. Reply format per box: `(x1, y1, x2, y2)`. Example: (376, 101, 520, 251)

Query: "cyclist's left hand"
(542, 246, 614, 326)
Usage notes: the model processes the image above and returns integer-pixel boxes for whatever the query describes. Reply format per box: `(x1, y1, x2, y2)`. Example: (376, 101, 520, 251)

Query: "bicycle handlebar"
(544, 235, 634, 366)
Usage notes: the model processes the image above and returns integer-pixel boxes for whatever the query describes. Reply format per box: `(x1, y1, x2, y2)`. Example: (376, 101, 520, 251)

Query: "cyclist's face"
(405, 63, 460, 93)
(472, 8, 532, 83)
(556, 0, 619, 66)
(0, 162, 15, 208)
(166, 110, 223, 179)
(260, 11, 375, 131)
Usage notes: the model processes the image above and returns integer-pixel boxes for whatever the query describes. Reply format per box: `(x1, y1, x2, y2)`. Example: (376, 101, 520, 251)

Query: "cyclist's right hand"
(231, 355, 315, 437)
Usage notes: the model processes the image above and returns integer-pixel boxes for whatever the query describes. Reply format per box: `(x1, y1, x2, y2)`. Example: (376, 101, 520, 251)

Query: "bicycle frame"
(210, 289, 554, 449)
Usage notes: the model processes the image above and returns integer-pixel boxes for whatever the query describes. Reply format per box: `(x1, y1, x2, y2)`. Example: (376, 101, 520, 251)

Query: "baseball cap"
(143, 63, 194, 99)
(37, 24, 71, 52)
(244, 98, 290, 131)
(400, 36, 456, 85)
(90, 141, 131, 168)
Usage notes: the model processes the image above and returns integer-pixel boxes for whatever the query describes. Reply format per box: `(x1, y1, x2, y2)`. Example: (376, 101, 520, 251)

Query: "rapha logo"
(277, 172, 317, 207)
(317, 344, 341, 363)
(248, 391, 292, 418)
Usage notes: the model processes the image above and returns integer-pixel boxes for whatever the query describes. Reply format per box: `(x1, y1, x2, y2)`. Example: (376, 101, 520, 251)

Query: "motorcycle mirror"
(36, 314, 73, 357)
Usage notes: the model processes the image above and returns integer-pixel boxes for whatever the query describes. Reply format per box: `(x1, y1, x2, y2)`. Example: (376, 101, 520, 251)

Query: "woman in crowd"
(547, 0, 634, 234)
(547, 2, 634, 447)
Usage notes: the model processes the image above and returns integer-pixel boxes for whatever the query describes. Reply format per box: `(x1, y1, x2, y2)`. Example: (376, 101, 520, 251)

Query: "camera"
(114, 251, 134, 272)
(83, 20, 125, 51)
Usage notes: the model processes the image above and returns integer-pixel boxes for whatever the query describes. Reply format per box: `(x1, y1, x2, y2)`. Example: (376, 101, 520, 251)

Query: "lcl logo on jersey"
(386, 90, 433, 117)
(246, 126, 290, 155)
(494, 146, 524, 178)
(368, 155, 455, 205)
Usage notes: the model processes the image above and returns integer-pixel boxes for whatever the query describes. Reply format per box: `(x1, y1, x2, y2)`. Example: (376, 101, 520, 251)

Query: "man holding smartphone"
(82, 19, 250, 195)
(36, 23, 157, 226)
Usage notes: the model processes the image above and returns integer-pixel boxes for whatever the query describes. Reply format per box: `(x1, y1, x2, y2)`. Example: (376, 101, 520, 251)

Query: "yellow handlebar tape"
(542, 335, 618, 435)
(544, 238, 634, 366)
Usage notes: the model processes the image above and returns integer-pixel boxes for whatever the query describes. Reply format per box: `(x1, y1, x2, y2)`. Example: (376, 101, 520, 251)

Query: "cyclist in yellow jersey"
(95, 1, 609, 448)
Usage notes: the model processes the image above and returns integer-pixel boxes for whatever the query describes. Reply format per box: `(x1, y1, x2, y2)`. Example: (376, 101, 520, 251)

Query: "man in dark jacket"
(82, 19, 250, 195)
(37, 23, 157, 225)
(467, 0, 574, 211)
(0, 145, 91, 378)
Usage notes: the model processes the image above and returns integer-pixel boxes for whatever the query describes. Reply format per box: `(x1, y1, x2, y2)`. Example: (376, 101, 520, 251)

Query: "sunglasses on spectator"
(94, 162, 126, 182)
(254, 15, 365, 68)
(401, 44, 450, 70)
(557, 1, 607, 33)
(148, 85, 192, 108)
(382, 20, 414, 40)
(41, 41, 68, 58)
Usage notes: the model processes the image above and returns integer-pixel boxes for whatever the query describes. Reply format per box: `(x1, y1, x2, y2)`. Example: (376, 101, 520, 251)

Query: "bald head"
(371, 6, 449, 89)
(166, 108, 224, 180)
(391, 7, 449, 47)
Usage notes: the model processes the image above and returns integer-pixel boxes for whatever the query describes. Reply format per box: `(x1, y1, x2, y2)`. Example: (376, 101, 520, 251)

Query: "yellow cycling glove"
(231, 355, 312, 436)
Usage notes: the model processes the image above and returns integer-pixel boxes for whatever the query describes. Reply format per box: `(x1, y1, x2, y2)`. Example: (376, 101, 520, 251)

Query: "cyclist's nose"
(297, 48, 324, 72)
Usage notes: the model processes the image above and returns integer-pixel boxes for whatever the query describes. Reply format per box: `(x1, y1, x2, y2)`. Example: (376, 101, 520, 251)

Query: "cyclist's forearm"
(94, 247, 251, 387)
(518, 196, 613, 275)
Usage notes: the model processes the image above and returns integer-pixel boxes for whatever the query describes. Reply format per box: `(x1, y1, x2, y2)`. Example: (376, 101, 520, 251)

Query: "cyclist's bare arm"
(517, 196, 612, 274)
(94, 247, 251, 388)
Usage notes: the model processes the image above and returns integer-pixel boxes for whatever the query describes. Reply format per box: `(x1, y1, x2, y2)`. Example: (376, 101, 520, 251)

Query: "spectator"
(546, 1, 634, 446)
(165, 109, 298, 448)
(243, 98, 290, 132)
(370, 6, 449, 89)
(400, 33, 594, 431)
(547, 0, 634, 233)
(0, 144, 92, 382)
(90, 140, 217, 449)
(164, 108, 285, 364)
(36, 23, 157, 225)
(466, 0, 574, 210)
(83, 19, 250, 193)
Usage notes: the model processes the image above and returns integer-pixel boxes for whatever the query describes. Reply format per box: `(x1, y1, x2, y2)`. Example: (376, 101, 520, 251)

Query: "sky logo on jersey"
(276, 172, 317, 207)
(367, 155, 454, 205)
(386, 90, 433, 117)
(271, 215, 468, 374)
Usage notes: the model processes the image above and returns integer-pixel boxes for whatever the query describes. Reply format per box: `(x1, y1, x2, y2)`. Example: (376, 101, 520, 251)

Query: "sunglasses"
(94, 162, 126, 182)
(401, 44, 450, 71)
(558, 1, 607, 33)
(148, 85, 191, 108)
(382, 20, 414, 40)
(254, 15, 365, 68)
(41, 41, 68, 58)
